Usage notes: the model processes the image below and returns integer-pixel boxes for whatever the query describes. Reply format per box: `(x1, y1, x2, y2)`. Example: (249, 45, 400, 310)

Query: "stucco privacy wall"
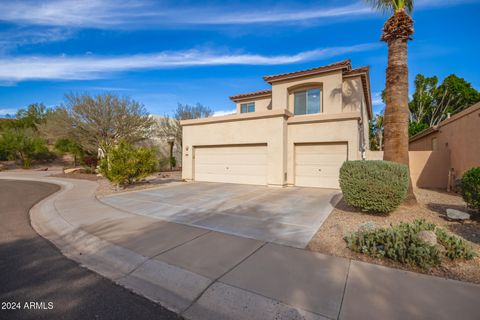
(286, 118, 360, 185)
(182, 112, 288, 186)
(409, 103, 480, 176)
(271, 71, 343, 114)
(367, 150, 451, 189)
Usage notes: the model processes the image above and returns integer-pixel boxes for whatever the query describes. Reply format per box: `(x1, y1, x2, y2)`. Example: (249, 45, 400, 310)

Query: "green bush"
(99, 141, 158, 186)
(0, 128, 53, 168)
(345, 219, 475, 269)
(435, 228, 475, 260)
(339, 160, 409, 213)
(460, 167, 480, 212)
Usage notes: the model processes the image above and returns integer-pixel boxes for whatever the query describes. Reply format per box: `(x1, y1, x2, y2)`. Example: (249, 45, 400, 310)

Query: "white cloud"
(0, 27, 72, 52)
(372, 92, 384, 106)
(213, 109, 236, 117)
(0, 43, 380, 82)
(0, 108, 18, 115)
(0, 1, 372, 28)
(0, 0, 474, 30)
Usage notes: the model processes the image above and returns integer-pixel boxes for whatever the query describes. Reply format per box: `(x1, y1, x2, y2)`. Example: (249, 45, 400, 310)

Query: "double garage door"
(193, 143, 347, 188)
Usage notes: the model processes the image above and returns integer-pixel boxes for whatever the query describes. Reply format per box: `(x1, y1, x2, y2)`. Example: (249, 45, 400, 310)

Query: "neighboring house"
(409, 102, 480, 176)
(180, 60, 372, 188)
(150, 115, 182, 167)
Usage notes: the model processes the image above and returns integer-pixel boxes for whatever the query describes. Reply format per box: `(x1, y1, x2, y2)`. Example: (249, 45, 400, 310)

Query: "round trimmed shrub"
(460, 167, 480, 212)
(339, 160, 409, 213)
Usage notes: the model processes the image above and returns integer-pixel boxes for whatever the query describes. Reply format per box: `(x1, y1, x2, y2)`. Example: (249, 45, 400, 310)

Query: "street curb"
(2, 176, 322, 320)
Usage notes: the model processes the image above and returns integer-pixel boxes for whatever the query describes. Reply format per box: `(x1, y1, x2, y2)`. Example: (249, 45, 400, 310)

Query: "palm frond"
(364, 0, 413, 14)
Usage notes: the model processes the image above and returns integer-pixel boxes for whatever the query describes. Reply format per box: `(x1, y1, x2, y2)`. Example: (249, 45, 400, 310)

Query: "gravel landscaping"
(50, 170, 182, 196)
(308, 188, 480, 284)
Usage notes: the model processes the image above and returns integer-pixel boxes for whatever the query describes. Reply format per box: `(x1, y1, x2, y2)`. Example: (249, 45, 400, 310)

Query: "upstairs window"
(294, 88, 321, 115)
(240, 102, 255, 113)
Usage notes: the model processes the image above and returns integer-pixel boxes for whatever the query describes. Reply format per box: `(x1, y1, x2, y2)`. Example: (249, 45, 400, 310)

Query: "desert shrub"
(0, 128, 53, 168)
(82, 155, 98, 171)
(345, 219, 475, 269)
(99, 141, 157, 186)
(54, 138, 84, 166)
(460, 167, 480, 212)
(339, 160, 409, 213)
(435, 228, 475, 260)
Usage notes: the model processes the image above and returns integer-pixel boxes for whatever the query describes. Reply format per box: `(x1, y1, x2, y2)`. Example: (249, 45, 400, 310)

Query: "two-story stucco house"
(180, 59, 372, 189)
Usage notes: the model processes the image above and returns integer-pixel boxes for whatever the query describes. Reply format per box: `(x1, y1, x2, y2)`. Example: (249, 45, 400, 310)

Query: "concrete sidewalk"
(1, 172, 479, 320)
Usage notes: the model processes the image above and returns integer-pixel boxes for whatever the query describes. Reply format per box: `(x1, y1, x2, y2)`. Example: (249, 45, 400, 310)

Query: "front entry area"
(294, 142, 347, 189)
(194, 144, 267, 185)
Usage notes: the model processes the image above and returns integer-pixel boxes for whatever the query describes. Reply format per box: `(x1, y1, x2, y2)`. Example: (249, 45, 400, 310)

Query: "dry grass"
(308, 188, 480, 284)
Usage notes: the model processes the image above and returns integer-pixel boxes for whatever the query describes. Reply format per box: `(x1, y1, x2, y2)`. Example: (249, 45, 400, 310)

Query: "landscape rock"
(446, 208, 470, 221)
(416, 230, 437, 246)
(64, 167, 83, 174)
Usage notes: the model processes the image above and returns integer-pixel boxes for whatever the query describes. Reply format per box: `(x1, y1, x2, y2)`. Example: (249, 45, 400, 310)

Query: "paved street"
(0, 179, 180, 320)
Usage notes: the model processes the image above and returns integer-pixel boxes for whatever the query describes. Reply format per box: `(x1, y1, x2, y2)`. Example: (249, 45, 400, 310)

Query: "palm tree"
(366, 0, 416, 203)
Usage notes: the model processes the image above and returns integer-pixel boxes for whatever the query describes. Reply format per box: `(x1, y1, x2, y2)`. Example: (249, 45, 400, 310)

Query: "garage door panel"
(296, 153, 347, 165)
(194, 145, 267, 185)
(295, 143, 347, 189)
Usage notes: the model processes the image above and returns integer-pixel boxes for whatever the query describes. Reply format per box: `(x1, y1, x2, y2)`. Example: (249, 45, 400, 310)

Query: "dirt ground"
(50, 170, 182, 196)
(308, 188, 480, 284)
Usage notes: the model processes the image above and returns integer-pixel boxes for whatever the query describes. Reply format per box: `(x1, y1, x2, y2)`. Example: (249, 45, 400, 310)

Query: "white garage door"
(194, 145, 267, 185)
(295, 143, 347, 189)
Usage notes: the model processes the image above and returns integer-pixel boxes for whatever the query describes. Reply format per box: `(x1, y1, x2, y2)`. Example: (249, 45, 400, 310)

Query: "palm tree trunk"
(383, 38, 417, 204)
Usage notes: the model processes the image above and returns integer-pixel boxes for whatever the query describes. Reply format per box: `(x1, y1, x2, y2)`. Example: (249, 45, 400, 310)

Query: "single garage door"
(194, 145, 267, 185)
(295, 143, 347, 189)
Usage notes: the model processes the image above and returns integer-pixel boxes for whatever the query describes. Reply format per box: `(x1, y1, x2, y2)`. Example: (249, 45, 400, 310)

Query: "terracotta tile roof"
(229, 89, 272, 102)
(263, 59, 352, 83)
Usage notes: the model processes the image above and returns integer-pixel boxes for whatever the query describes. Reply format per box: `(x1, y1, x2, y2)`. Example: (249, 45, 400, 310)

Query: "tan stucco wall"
(409, 104, 480, 176)
(409, 132, 439, 151)
(367, 150, 451, 189)
(286, 118, 361, 185)
(343, 76, 370, 152)
(235, 97, 272, 114)
(182, 114, 287, 186)
(271, 70, 343, 114)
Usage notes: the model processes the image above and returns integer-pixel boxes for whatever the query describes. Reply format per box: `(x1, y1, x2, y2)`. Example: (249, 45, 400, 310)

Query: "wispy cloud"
(0, 27, 72, 52)
(0, 43, 380, 82)
(0, 108, 19, 115)
(0, 1, 372, 28)
(372, 92, 384, 106)
(213, 109, 236, 117)
(0, 0, 474, 29)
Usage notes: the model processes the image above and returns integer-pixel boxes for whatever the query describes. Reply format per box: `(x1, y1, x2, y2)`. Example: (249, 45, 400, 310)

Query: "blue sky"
(0, 0, 479, 117)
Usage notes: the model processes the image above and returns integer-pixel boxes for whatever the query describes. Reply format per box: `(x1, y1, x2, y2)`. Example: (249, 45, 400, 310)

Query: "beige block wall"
(182, 115, 287, 186)
(436, 113, 480, 176)
(409, 133, 438, 151)
(367, 150, 451, 189)
(235, 97, 272, 114)
(409, 105, 480, 176)
(271, 70, 343, 114)
(286, 119, 360, 185)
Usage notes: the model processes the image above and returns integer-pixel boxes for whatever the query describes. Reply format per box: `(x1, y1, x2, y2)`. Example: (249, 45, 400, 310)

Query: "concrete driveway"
(100, 182, 341, 248)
